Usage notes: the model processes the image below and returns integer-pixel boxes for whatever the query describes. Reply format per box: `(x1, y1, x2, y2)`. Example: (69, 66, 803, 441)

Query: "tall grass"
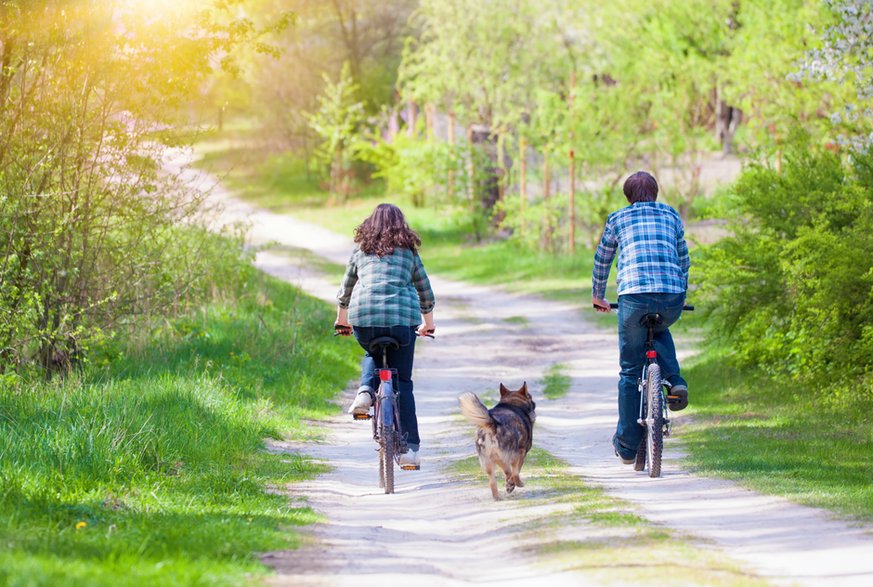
(0, 269, 360, 585)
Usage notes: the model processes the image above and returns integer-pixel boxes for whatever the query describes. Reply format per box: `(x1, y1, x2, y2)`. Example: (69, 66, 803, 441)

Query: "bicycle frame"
(372, 366, 405, 453)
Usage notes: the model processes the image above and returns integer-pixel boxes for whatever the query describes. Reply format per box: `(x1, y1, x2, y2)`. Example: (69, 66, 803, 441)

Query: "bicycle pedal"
(352, 413, 371, 420)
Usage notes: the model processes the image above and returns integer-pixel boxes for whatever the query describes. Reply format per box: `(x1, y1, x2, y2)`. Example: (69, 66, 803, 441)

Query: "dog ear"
(499, 383, 509, 397)
(521, 381, 528, 394)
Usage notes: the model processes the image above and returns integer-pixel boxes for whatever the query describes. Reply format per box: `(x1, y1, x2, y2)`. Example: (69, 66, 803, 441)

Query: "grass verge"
(679, 351, 873, 521)
(0, 270, 360, 585)
(450, 448, 770, 585)
(540, 363, 572, 400)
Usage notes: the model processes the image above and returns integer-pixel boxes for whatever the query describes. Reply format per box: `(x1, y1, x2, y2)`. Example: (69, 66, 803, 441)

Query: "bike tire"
(381, 426, 395, 494)
(634, 434, 647, 471)
(645, 363, 664, 478)
(374, 398, 385, 489)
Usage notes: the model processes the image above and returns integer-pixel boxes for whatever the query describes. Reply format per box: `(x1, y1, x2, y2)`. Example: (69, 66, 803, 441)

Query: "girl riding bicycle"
(334, 203, 436, 469)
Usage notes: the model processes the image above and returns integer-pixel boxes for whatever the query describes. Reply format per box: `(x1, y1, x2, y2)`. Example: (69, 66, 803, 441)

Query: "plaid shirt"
(337, 247, 436, 327)
(592, 201, 690, 299)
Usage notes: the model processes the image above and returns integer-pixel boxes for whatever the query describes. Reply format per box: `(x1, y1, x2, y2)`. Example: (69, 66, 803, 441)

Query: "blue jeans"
(614, 292, 687, 459)
(352, 325, 420, 450)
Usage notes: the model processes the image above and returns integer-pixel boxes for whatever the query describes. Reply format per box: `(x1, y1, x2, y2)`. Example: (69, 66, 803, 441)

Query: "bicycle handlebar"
(594, 303, 695, 311)
(333, 325, 436, 338)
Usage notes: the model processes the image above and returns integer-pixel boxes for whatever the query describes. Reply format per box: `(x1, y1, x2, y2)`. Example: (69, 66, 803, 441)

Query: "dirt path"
(168, 149, 873, 586)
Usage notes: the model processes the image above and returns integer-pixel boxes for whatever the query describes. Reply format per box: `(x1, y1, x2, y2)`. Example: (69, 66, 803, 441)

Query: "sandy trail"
(168, 149, 873, 586)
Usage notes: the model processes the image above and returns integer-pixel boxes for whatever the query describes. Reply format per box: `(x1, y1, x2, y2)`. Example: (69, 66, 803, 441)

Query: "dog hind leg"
(503, 465, 516, 494)
(485, 463, 500, 501)
(514, 450, 526, 487)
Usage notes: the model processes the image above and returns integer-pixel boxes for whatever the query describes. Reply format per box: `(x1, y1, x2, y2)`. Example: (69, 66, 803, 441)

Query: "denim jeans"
(614, 292, 687, 459)
(353, 325, 420, 450)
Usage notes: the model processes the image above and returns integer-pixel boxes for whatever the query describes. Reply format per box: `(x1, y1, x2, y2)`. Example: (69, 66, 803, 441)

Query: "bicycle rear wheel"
(645, 363, 664, 478)
(380, 426, 395, 494)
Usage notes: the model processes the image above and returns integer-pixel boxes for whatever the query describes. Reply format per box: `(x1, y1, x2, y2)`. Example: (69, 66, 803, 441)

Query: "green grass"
(679, 351, 873, 521)
(0, 271, 360, 585)
(540, 363, 572, 400)
(450, 449, 769, 585)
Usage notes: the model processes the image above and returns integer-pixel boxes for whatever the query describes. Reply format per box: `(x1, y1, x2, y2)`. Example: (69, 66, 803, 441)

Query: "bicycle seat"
(368, 336, 400, 353)
(640, 313, 664, 328)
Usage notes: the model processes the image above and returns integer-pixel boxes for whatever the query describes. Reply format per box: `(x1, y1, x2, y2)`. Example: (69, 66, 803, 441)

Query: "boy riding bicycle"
(591, 171, 690, 465)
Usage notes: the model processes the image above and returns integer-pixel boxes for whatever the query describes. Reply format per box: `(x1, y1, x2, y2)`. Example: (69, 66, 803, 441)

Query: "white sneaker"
(348, 390, 373, 415)
(398, 450, 420, 470)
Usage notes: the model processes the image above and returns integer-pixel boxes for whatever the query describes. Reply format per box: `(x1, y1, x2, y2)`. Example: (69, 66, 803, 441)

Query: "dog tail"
(458, 392, 494, 429)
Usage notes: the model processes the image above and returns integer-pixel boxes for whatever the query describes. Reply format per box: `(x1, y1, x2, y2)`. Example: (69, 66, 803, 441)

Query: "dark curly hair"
(354, 203, 422, 256)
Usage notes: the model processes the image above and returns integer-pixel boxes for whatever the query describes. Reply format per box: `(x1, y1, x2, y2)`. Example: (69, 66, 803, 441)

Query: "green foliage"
(0, 268, 361, 585)
(696, 135, 873, 395)
(354, 133, 461, 207)
(400, 0, 565, 131)
(682, 350, 873, 520)
(725, 0, 837, 153)
(0, 1, 281, 374)
(306, 62, 366, 200)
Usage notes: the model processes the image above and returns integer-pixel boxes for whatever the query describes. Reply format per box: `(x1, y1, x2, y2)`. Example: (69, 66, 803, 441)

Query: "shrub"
(696, 134, 873, 400)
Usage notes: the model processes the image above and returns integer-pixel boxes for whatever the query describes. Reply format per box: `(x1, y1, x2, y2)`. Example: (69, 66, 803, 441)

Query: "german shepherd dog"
(458, 383, 536, 501)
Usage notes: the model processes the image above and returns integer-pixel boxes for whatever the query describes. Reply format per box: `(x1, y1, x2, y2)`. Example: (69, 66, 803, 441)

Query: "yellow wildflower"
(75, 521, 87, 530)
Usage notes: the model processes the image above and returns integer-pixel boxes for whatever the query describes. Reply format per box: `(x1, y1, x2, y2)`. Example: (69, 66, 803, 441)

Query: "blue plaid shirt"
(592, 201, 689, 299)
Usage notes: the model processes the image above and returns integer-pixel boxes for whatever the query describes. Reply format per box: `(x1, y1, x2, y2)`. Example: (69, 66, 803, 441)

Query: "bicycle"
(598, 302, 694, 478)
(335, 325, 433, 494)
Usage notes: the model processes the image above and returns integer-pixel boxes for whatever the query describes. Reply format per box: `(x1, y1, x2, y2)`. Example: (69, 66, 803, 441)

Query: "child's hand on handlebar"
(334, 322, 352, 336)
(417, 324, 435, 338)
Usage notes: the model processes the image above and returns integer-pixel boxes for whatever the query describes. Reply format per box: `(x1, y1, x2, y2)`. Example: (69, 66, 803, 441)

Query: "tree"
(243, 0, 415, 152)
(306, 62, 366, 201)
(0, 0, 282, 373)
(793, 0, 873, 149)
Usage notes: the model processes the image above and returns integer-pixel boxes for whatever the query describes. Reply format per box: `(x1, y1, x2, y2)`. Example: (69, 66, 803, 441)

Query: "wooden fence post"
(447, 111, 456, 199)
(543, 151, 551, 249)
(425, 103, 435, 141)
(466, 125, 475, 205)
(519, 136, 527, 237)
(569, 148, 575, 254)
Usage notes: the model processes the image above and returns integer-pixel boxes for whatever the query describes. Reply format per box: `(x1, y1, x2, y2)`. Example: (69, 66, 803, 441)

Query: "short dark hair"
(623, 171, 659, 203)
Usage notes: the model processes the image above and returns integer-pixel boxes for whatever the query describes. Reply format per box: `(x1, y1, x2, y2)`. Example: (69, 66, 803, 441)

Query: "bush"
(696, 135, 873, 399)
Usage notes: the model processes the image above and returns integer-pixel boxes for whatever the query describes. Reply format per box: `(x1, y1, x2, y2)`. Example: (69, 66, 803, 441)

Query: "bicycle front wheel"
(645, 363, 664, 478)
(380, 426, 395, 494)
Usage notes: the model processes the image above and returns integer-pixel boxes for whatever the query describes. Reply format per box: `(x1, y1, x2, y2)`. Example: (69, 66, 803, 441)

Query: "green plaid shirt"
(337, 247, 436, 327)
